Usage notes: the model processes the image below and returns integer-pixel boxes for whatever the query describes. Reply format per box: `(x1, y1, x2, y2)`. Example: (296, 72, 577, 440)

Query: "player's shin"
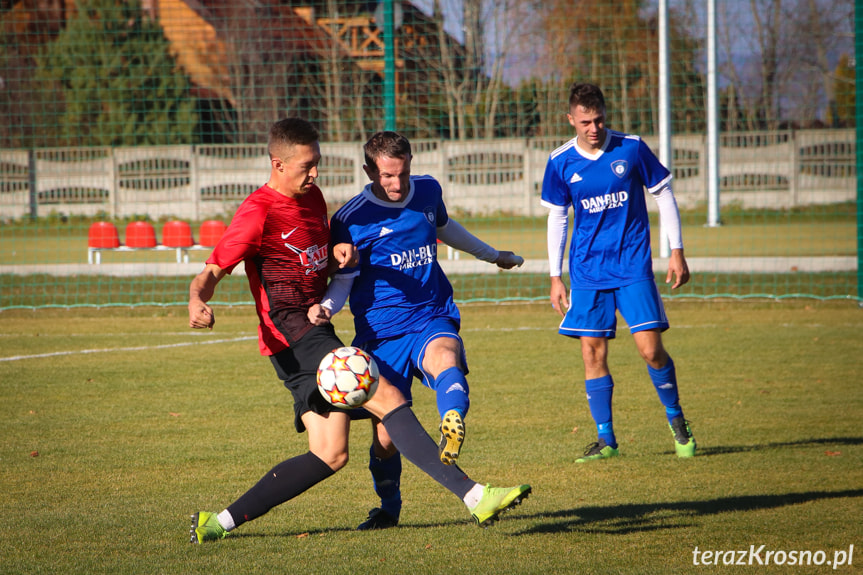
(432, 366, 470, 418)
(368, 444, 402, 519)
(380, 404, 473, 498)
(585, 375, 616, 448)
(647, 357, 683, 422)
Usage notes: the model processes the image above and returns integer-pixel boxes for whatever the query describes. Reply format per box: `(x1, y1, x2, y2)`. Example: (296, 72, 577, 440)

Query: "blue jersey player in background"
(541, 83, 696, 463)
(323, 131, 525, 529)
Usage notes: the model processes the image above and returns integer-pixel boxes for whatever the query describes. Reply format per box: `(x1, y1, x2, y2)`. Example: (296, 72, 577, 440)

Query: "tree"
(830, 53, 854, 127)
(36, 0, 196, 146)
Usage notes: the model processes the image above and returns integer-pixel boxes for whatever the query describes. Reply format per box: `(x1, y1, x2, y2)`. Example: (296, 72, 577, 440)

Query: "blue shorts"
(354, 317, 468, 401)
(559, 278, 669, 339)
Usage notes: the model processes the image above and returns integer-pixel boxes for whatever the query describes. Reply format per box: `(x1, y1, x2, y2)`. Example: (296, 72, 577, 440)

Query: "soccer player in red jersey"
(187, 118, 530, 542)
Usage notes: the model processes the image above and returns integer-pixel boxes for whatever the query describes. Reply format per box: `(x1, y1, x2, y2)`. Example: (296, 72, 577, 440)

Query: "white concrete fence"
(0, 129, 854, 221)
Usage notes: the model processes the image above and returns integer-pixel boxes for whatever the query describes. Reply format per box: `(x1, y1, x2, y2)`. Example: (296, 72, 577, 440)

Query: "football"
(316, 346, 379, 408)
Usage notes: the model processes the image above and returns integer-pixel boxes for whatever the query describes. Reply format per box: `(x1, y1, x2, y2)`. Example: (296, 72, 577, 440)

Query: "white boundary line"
(0, 336, 257, 363)
(0, 323, 714, 363)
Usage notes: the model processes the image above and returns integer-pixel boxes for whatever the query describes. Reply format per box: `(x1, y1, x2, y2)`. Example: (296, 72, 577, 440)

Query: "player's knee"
(364, 379, 408, 418)
(318, 449, 349, 471)
(580, 344, 607, 371)
(373, 426, 397, 458)
(639, 345, 668, 367)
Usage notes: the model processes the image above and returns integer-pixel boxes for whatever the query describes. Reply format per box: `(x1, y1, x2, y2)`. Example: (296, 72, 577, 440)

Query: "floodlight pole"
(658, 0, 671, 258)
(383, 0, 397, 131)
(706, 0, 721, 227)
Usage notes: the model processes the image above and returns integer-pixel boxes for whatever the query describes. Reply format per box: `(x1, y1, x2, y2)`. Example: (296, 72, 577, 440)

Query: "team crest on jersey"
(423, 207, 436, 225)
(610, 160, 629, 178)
(284, 240, 328, 274)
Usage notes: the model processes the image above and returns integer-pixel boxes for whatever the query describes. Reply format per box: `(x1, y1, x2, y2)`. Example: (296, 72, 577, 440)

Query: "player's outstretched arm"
(436, 219, 516, 266)
(666, 248, 690, 289)
(189, 263, 227, 329)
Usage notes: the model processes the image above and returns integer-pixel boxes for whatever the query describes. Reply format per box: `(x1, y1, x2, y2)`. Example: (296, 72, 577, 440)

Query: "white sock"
(462, 483, 485, 508)
(217, 509, 235, 531)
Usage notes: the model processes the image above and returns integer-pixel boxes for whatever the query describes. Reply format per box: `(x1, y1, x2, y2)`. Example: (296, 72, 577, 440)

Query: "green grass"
(1, 302, 861, 574)
(2, 271, 858, 310)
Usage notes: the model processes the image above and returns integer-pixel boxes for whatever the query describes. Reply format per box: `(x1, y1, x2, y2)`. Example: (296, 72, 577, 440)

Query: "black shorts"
(269, 323, 345, 433)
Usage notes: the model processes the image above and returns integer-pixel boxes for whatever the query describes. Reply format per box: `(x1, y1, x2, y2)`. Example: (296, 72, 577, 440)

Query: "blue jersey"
(541, 130, 672, 289)
(331, 175, 460, 343)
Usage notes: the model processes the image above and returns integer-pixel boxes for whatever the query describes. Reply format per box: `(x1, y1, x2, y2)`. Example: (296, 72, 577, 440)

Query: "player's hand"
(189, 301, 215, 329)
(307, 304, 332, 326)
(332, 243, 359, 269)
(549, 276, 569, 318)
(666, 248, 690, 289)
(495, 251, 524, 269)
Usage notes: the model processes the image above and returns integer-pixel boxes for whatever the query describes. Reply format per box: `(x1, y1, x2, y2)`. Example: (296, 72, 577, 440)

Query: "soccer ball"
(316, 346, 379, 408)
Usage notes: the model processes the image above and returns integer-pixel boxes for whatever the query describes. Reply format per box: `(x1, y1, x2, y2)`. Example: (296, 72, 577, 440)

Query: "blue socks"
(368, 445, 402, 519)
(585, 375, 616, 448)
(647, 357, 683, 423)
(432, 366, 470, 419)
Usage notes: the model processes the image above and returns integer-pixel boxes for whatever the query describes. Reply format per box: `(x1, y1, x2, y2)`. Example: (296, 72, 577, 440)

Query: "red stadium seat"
(199, 220, 226, 247)
(162, 220, 194, 248)
(87, 222, 120, 248)
(125, 221, 157, 248)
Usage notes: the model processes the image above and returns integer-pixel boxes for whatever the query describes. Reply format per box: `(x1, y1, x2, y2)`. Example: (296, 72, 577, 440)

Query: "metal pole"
(707, 0, 721, 227)
(28, 149, 37, 220)
(658, 0, 671, 258)
(383, 0, 396, 131)
(855, 4, 863, 301)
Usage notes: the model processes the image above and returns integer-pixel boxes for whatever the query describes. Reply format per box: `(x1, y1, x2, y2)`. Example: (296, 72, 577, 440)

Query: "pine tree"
(36, 0, 196, 146)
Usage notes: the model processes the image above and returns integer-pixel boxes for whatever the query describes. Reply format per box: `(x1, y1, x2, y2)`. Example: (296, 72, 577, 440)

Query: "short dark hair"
(268, 118, 319, 159)
(363, 131, 412, 171)
(568, 83, 606, 113)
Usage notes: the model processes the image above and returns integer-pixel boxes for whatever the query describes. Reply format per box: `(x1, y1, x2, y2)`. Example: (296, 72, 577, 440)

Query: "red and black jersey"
(207, 184, 331, 355)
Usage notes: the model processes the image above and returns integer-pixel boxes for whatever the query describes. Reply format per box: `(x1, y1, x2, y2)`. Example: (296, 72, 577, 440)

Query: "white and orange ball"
(316, 346, 379, 408)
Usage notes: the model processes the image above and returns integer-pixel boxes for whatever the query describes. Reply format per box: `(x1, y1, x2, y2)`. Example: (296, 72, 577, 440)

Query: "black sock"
(382, 404, 474, 499)
(227, 451, 335, 528)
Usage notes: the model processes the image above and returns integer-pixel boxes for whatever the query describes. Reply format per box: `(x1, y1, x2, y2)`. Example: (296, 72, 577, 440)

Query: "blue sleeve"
(541, 156, 571, 207)
(330, 212, 351, 246)
(637, 139, 672, 193)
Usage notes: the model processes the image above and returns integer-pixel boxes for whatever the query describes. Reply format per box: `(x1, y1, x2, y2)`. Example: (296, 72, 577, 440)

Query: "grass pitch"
(0, 302, 861, 574)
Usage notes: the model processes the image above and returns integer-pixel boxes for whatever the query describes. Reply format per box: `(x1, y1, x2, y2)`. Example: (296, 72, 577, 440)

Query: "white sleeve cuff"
(652, 184, 683, 250)
(320, 273, 355, 316)
(547, 205, 568, 277)
(436, 219, 499, 262)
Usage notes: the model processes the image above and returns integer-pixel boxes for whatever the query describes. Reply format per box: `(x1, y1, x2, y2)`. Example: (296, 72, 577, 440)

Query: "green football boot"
(189, 511, 228, 544)
(669, 417, 696, 458)
(575, 439, 620, 463)
(468, 484, 531, 527)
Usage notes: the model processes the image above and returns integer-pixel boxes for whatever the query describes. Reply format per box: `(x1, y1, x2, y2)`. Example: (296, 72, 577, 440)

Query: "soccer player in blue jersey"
(321, 131, 525, 529)
(541, 83, 696, 463)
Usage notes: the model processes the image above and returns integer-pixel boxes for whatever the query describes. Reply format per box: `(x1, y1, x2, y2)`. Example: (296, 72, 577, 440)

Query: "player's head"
(268, 118, 321, 197)
(567, 83, 607, 152)
(363, 131, 412, 203)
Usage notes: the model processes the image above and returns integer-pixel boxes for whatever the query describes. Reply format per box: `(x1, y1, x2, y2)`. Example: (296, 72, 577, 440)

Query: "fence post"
(855, 6, 863, 302)
(191, 145, 200, 222)
(28, 149, 37, 220)
(790, 130, 799, 208)
(524, 139, 533, 217)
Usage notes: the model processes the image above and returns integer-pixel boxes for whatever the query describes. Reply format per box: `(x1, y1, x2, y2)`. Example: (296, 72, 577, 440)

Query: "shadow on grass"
(517, 488, 863, 535)
(695, 436, 863, 457)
